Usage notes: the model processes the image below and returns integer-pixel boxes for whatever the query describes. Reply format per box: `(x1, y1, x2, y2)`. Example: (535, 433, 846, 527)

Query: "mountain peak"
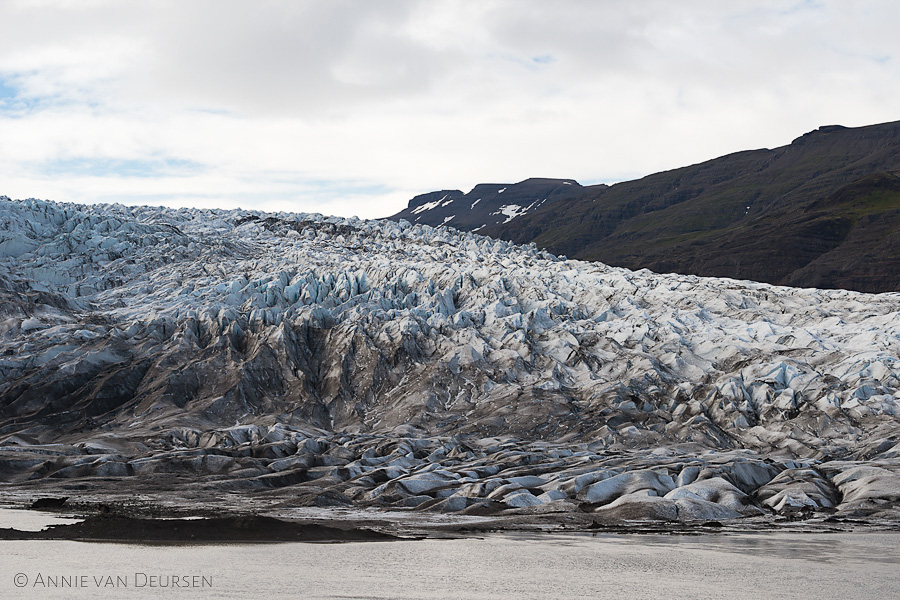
(387, 177, 586, 231)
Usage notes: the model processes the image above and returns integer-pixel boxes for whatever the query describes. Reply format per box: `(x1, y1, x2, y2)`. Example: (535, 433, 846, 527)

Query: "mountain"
(1, 197, 899, 523)
(394, 121, 900, 293)
(387, 177, 586, 231)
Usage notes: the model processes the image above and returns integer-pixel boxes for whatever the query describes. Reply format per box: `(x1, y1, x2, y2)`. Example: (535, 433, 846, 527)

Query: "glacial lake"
(0, 531, 897, 599)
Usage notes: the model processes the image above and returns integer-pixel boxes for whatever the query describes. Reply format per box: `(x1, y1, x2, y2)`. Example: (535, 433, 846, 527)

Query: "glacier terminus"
(1, 196, 899, 530)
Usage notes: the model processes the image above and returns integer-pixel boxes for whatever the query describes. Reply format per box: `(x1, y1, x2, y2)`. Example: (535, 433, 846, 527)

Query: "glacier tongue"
(2, 196, 900, 523)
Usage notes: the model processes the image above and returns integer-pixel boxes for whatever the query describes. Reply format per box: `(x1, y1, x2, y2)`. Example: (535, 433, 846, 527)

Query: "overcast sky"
(1, 0, 898, 218)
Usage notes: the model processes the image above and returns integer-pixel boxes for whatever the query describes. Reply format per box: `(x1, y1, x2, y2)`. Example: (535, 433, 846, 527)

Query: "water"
(0, 508, 82, 532)
(0, 531, 897, 599)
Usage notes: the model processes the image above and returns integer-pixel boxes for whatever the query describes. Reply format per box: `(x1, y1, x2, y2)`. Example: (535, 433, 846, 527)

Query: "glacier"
(1, 196, 899, 526)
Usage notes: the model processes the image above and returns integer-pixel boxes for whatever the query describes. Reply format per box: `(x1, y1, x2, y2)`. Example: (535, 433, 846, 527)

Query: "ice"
(576, 470, 675, 505)
(2, 196, 900, 522)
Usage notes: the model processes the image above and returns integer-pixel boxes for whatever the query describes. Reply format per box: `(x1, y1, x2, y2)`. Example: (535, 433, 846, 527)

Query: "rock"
(30, 497, 68, 509)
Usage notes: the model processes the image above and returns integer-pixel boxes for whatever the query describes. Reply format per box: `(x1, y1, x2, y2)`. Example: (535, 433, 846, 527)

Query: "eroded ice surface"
(1, 197, 900, 522)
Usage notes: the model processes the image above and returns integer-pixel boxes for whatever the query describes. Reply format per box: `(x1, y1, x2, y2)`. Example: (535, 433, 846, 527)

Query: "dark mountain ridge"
(389, 177, 586, 232)
(390, 120, 900, 293)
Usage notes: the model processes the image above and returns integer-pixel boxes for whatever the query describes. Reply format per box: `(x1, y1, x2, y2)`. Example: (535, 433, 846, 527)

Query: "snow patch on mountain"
(493, 204, 526, 223)
(411, 193, 453, 215)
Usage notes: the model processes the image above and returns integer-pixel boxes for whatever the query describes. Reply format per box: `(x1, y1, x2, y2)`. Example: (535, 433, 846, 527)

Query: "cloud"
(0, 0, 899, 218)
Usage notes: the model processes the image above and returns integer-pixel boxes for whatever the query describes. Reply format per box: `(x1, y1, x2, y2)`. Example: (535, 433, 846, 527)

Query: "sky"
(1, 0, 899, 219)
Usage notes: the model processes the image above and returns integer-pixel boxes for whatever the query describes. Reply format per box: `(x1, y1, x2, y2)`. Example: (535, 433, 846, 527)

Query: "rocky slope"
(397, 121, 900, 293)
(1, 197, 899, 525)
